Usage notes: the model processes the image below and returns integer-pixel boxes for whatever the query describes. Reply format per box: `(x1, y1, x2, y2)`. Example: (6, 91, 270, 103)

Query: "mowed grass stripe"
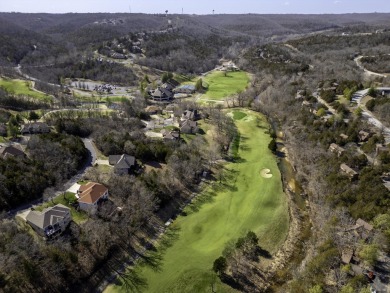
(107, 109, 288, 293)
(201, 71, 250, 100)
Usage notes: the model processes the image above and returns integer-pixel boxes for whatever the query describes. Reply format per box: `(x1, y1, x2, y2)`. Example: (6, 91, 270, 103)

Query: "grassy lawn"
(0, 78, 52, 102)
(106, 109, 289, 293)
(35, 192, 88, 224)
(200, 71, 250, 101)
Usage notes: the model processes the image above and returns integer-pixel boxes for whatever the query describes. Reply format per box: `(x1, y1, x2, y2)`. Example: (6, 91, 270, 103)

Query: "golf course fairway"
(106, 109, 289, 293)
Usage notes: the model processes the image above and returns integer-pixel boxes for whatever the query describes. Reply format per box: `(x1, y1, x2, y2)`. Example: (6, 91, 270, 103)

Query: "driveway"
(352, 88, 390, 144)
(67, 183, 81, 194)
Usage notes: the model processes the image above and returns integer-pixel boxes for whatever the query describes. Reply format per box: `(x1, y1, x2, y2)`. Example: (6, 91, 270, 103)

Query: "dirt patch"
(260, 168, 273, 178)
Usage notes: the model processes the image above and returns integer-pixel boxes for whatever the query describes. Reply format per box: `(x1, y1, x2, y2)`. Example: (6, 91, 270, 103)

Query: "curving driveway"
(352, 88, 390, 144)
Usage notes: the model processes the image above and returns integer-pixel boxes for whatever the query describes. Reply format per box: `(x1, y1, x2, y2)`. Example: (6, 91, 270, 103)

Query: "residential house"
(26, 204, 71, 238)
(161, 129, 180, 141)
(0, 124, 6, 137)
(173, 84, 196, 94)
(109, 154, 136, 175)
(295, 90, 305, 100)
(145, 105, 162, 115)
(180, 120, 199, 134)
(344, 218, 374, 241)
(132, 46, 142, 54)
(111, 52, 127, 59)
(182, 109, 200, 121)
(329, 143, 345, 157)
(77, 182, 109, 213)
(0, 145, 26, 159)
(166, 79, 180, 88)
(340, 163, 358, 180)
(150, 88, 173, 101)
(221, 61, 240, 71)
(358, 130, 371, 142)
(381, 172, 390, 191)
(376, 144, 388, 156)
(21, 122, 50, 135)
(341, 248, 355, 264)
(161, 83, 175, 92)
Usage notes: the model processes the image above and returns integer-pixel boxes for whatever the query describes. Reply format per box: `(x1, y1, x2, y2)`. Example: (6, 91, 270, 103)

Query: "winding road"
(354, 55, 390, 78)
(352, 88, 390, 144)
(8, 138, 97, 216)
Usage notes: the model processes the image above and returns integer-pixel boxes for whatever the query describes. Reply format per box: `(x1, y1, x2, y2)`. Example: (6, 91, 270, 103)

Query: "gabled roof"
(26, 204, 70, 229)
(109, 154, 135, 169)
(152, 89, 163, 98)
(0, 145, 25, 159)
(21, 122, 50, 133)
(181, 120, 197, 128)
(78, 182, 108, 204)
(167, 79, 180, 87)
(160, 87, 173, 97)
(356, 218, 373, 231)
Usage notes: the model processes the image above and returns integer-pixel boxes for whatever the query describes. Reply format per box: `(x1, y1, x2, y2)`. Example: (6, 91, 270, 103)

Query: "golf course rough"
(107, 109, 289, 293)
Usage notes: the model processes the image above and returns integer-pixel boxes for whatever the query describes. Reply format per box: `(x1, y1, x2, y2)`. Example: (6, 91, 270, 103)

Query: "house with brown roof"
(26, 204, 71, 238)
(77, 182, 109, 213)
(0, 145, 26, 159)
(329, 143, 345, 157)
(340, 163, 358, 180)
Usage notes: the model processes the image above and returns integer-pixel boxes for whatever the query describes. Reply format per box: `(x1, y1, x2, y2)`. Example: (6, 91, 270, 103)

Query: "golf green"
(107, 109, 289, 293)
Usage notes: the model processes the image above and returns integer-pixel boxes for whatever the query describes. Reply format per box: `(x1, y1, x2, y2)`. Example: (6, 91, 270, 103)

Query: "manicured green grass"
(200, 71, 250, 101)
(35, 192, 88, 224)
(106, 109, 289, 293)
(0, 78, 52, 102)
(232, 110, 247, 120)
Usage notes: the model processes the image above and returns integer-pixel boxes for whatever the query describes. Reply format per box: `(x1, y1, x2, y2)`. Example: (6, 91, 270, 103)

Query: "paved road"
(313, 91, 337, 115)
(9, 138, 97, 216)
(352, 88, 390, 144)
(354, 55, 390, 78)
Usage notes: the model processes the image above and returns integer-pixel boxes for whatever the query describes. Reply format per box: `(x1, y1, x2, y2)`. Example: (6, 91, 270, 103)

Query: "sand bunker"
(260, 168, 273, 178)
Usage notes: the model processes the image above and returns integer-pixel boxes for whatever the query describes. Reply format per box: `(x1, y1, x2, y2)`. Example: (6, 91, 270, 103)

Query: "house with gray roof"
(182, 109, 200, 121)
(150, 88, 173, 102)
(0, 124, 6, 137)
(26, 204, 71, 238)
(109, 154, 136, 175)
(21, 122, 50, 135)
(0, 145, 26, 159)
(180, 120, 199, 134)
